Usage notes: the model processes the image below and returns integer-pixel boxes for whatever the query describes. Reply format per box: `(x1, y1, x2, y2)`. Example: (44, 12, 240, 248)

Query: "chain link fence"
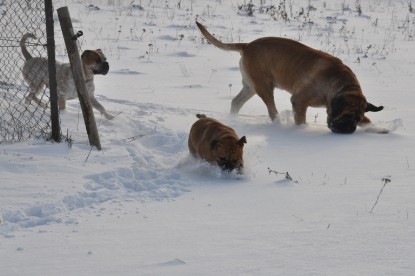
(0, 0, 58, 143)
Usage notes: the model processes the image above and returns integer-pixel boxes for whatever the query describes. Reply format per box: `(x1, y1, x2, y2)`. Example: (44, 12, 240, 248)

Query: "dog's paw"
(103, 113, 115, 120)
(39, 102, 48, 109)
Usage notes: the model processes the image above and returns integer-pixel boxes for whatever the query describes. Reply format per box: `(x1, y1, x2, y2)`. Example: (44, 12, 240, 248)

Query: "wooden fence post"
(57, 6, 102, 150)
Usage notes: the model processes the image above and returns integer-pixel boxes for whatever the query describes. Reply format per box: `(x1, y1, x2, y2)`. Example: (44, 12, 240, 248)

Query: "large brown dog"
(188, 114, 246, 173)
(196, 21, 384, 134)
(20, 33, 114, 119)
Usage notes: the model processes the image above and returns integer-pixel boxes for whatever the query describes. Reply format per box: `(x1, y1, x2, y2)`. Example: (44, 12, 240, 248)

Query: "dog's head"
(81, 49, 109, 75)
(212, 136, 247, 173)
(327, 93, 383, 134)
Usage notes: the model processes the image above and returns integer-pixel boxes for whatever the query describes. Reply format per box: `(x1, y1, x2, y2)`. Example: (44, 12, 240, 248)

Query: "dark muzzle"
(93, 61, 109, 75)
(218, 162, 235, 173)
(329, 118, 357, 134)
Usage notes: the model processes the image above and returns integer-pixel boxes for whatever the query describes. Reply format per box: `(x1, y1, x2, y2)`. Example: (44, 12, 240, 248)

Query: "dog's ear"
(237, 136, 247, 146)
(81, 50, 93, 59)
(95, 49, 107, 61)
(196, 114, 207, 119)
(366, 102, 384, 112)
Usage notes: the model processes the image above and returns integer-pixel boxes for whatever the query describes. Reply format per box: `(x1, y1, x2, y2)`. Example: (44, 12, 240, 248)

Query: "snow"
(1, 0, 415, 275)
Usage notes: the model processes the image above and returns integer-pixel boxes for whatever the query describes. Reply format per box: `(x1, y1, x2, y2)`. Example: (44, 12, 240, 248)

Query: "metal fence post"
(45, 0, 61, 142)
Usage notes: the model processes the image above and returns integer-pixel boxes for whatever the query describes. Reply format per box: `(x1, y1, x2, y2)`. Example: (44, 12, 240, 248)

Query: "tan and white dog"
(20, 33, 114, 120)
(188, 114, 246, 174)
(196, 21, 384, 134)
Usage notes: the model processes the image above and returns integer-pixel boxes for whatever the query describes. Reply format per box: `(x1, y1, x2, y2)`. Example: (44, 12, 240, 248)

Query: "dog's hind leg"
(58, 98, 66, 110)
(231, 81, 255, 115)
(25, 85, 47, 108)
(358, 116, 371, 126)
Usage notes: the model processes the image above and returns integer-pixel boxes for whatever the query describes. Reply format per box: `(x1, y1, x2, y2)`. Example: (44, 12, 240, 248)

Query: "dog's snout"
(219, 162, 235, 173)
(93, 61, 109, 75)
(101, 62, 109, 75)
(329, 118, 357, 134)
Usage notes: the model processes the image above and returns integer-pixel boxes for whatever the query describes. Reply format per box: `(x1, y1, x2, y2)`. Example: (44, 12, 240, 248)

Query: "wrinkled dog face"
(213, 136, 246, 173)
(327, 95, 366, 134)
(81, 49, 109, 75)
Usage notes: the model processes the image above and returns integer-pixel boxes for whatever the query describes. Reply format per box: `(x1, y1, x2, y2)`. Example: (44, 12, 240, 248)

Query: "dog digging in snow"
(188, 114, 246, 174)
(20, 33, 114, 120)
(196, 21, 385, 134)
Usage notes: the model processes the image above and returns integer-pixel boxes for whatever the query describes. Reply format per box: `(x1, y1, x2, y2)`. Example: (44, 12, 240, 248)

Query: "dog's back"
(189, 114, 237, 151)
(196, 22, 348, 94)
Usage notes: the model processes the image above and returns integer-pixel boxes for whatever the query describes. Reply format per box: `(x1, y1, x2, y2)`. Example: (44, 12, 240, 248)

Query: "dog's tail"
(196, 114, 207, 119)
(196, 21, 246, 52)
(20, 33, 36, 61)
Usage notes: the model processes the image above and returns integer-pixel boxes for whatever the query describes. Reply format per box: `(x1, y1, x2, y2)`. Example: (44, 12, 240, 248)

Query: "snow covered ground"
(1, 0, 415, 275)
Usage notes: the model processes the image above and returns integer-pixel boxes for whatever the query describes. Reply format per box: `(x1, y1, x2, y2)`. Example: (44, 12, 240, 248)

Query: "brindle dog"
(188, 114, 246, 173)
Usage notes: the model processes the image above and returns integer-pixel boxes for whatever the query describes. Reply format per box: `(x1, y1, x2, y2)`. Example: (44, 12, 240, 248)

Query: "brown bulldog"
(188, 114, 247, 173)
(20, 33, 114, 119)
(196, 21, 384, 134)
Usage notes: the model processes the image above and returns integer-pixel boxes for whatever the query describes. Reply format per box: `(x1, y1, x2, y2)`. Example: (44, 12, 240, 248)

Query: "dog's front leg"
(290, 95, 308, 125)
(256, 91, 278, 121)
(251, 81, 278, 120)
(358, 116, 371, 127)
(58, 98, 66, 110)
(90, 96, 114, 120)
(236, 165, 244, 175)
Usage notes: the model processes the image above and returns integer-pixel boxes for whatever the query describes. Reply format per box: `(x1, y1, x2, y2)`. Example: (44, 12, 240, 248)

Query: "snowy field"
(1, 0, 415, 275)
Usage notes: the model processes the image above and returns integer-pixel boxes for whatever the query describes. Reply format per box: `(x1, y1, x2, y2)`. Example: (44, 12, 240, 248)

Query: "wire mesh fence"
(0, 0, 58, 143)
